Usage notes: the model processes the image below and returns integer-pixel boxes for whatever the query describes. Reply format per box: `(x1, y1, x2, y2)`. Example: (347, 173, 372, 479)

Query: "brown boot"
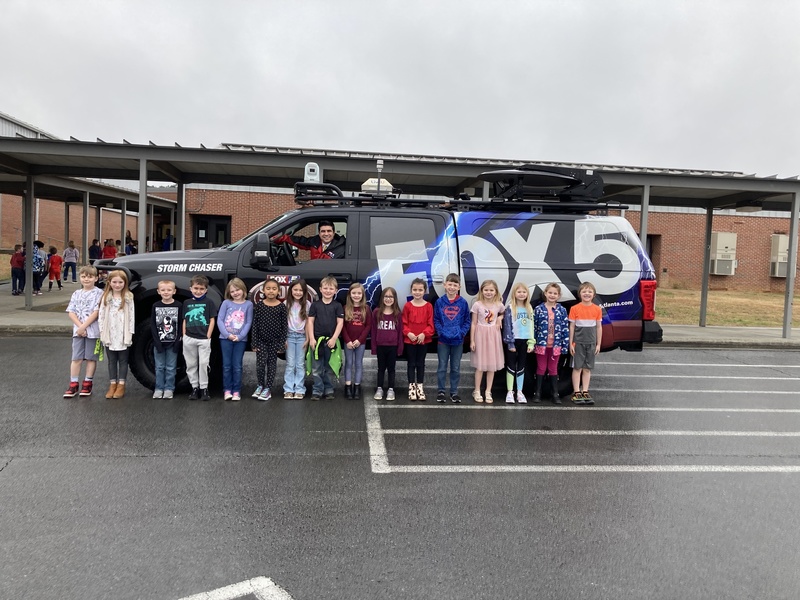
(105, 383, 118, 399)
(112, 382, 126, 399)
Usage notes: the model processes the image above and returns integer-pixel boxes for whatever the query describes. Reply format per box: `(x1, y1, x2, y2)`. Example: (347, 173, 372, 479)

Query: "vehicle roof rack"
(478, 164, 605, 202)
(293, 166, 620, 213)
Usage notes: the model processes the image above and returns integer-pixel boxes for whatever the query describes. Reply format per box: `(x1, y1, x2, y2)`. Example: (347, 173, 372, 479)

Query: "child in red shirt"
(47, 246, 63, 291)
(402, 278, 435, 401)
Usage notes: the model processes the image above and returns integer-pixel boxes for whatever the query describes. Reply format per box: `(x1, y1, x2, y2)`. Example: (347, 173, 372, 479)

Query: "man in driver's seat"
(273, 220, 346, 260)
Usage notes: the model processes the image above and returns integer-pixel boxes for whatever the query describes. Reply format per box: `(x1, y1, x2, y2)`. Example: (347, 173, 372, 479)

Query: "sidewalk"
(2, 280, 800, 347)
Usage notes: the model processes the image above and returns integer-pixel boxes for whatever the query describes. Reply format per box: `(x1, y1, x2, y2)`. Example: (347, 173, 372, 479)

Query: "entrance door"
(194, 216, 231, 249)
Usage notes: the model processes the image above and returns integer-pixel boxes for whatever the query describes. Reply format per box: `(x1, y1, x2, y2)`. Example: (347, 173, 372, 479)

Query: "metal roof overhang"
(2, 137, 800, 209)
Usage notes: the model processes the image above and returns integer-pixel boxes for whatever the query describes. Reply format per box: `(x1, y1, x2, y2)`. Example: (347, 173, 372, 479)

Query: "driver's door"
(237, 213, 359, 304)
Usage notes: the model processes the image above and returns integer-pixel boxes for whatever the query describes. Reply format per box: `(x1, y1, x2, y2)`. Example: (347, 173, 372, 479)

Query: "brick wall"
(0, 194, 139, 256)
(4, 188, 799, 292)
(624, 209, 796, 292)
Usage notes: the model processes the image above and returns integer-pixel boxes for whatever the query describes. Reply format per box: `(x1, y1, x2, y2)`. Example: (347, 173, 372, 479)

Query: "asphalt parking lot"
(2, 339, 800, 600)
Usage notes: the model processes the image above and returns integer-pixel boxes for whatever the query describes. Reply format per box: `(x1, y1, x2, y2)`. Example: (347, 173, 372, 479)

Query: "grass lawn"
(0, 258, 794, 327)
(655, 288, 800, 327)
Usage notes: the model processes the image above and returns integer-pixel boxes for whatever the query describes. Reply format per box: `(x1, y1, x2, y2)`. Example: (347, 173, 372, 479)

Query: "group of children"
(10, 241, 82, 296)
(64, 269, 604, 406)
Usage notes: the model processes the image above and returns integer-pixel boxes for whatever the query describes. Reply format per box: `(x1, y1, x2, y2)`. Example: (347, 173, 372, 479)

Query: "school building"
(1, 110, 799, 294)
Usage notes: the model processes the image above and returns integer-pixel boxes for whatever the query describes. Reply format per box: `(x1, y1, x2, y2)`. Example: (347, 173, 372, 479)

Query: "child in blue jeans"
(433, 273, 471, 403)
(282, 279, 310, 399)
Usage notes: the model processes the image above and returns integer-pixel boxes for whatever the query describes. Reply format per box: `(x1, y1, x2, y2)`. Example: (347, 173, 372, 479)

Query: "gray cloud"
(3, 0, 799, 176)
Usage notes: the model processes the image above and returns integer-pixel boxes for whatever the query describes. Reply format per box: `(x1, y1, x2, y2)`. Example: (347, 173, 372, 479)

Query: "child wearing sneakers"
(218, 278, 253, 402)
(402, 278, 434, 401)
(434, 273, 471, 403)
(64, 265, 103, 398)
(501, 282, 535, 404)
(568, 281, 603, 405)
(251, 278, 287, 401)
(182, 275, 217, 401)
(151, 280, 182, 399)
(371, 287, 404, 401)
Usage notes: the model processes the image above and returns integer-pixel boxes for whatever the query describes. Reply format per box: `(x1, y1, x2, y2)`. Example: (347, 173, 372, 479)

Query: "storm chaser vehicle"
(97, 165, 661, 392)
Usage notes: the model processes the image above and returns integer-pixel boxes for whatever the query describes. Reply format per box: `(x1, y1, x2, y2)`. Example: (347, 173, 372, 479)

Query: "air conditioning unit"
(771, 259, 788, 278)
(770, 234, 789, 278)
(710, 232, 737, 276)
(710, 259, 735, 276)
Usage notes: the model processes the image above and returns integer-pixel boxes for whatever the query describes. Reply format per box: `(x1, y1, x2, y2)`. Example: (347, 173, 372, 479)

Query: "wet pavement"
(2, 337, 800, 599)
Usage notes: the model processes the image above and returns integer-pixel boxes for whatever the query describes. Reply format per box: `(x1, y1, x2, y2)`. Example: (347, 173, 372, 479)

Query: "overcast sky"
(2, 0, 799, 177)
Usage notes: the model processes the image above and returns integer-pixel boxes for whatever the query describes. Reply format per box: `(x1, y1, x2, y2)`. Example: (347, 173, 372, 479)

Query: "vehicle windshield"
(225, 212, 295, 250)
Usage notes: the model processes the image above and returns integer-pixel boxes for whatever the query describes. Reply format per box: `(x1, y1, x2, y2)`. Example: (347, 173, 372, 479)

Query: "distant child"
(307, 276, 344, 400)
(568, 281, 603, 405)
(218, 278, 253, 401)
(10, 244, 24, 296)
(151, 279, 182, 399)
(402, 278, 434, 401)
(501, 282, 535, 404)
(283, 279, 310, 399)
(371, 287, 404, 401)
(533, 282, 570, 404)
(98, 269, 135, 399)
(62, 241, 79, 283)
(342, 282, 372, 400)
(47, 246, 63, 291)
(470, 279, 505, 404)
(251, 278, 288, 401)
(182, 275, 217, 401)
(32, 240, 46, 295)
(434, 273, 471, 403)
(63, 265, 103, 398)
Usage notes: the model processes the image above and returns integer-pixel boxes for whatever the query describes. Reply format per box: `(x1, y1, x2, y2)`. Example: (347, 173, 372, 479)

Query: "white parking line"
(594, 389, 800, 394)
(384, 428, 800, 436)
(377, 405, 800, 413)
(364, 398, 390, 473)
(389, 465, 800, 473)
(177, 576, 293, 600)
(597, 374, 800, 380)
(597, 362, 800, 368)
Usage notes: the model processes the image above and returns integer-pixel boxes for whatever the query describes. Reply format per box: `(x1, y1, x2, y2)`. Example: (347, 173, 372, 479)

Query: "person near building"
(62, 241, 79, 283)
(88, 239, 102, 264)
(47, 246, 63, 291)
(10, 245, 25, 296)
(101, 239, 117, 260)
(31, 241, 47, 296)
(272, 220, 346, 260)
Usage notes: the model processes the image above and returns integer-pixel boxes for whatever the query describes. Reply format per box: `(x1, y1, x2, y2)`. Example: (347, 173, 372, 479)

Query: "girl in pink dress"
(470, 279, 505, 404)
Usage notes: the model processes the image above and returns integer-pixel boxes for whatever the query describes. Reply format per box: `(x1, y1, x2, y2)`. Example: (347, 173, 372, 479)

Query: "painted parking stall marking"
(365, 353, 800, 474)
(177, 576, 293, 600)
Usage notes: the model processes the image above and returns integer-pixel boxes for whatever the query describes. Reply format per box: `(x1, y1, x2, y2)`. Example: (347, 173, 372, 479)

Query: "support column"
(639, 184, 650, 243)
(120, 197, 127, 256)
(782, 192, 799, 338)
(23, 177, 35, 309)
(176, 182, 186, 250)
(82, 191, 90, 265)
(137, 159, 148, 253)
(64, 202, 70, 250)
(699, 206, 713, 327)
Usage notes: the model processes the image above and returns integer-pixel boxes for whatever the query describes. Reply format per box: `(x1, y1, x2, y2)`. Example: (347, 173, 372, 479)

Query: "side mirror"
(250, 233, 273, 269)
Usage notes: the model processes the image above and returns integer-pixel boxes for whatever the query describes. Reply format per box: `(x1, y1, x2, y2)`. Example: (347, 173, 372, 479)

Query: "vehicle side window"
(369, 216, 436, 259)
(277, 218, 348, 262)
